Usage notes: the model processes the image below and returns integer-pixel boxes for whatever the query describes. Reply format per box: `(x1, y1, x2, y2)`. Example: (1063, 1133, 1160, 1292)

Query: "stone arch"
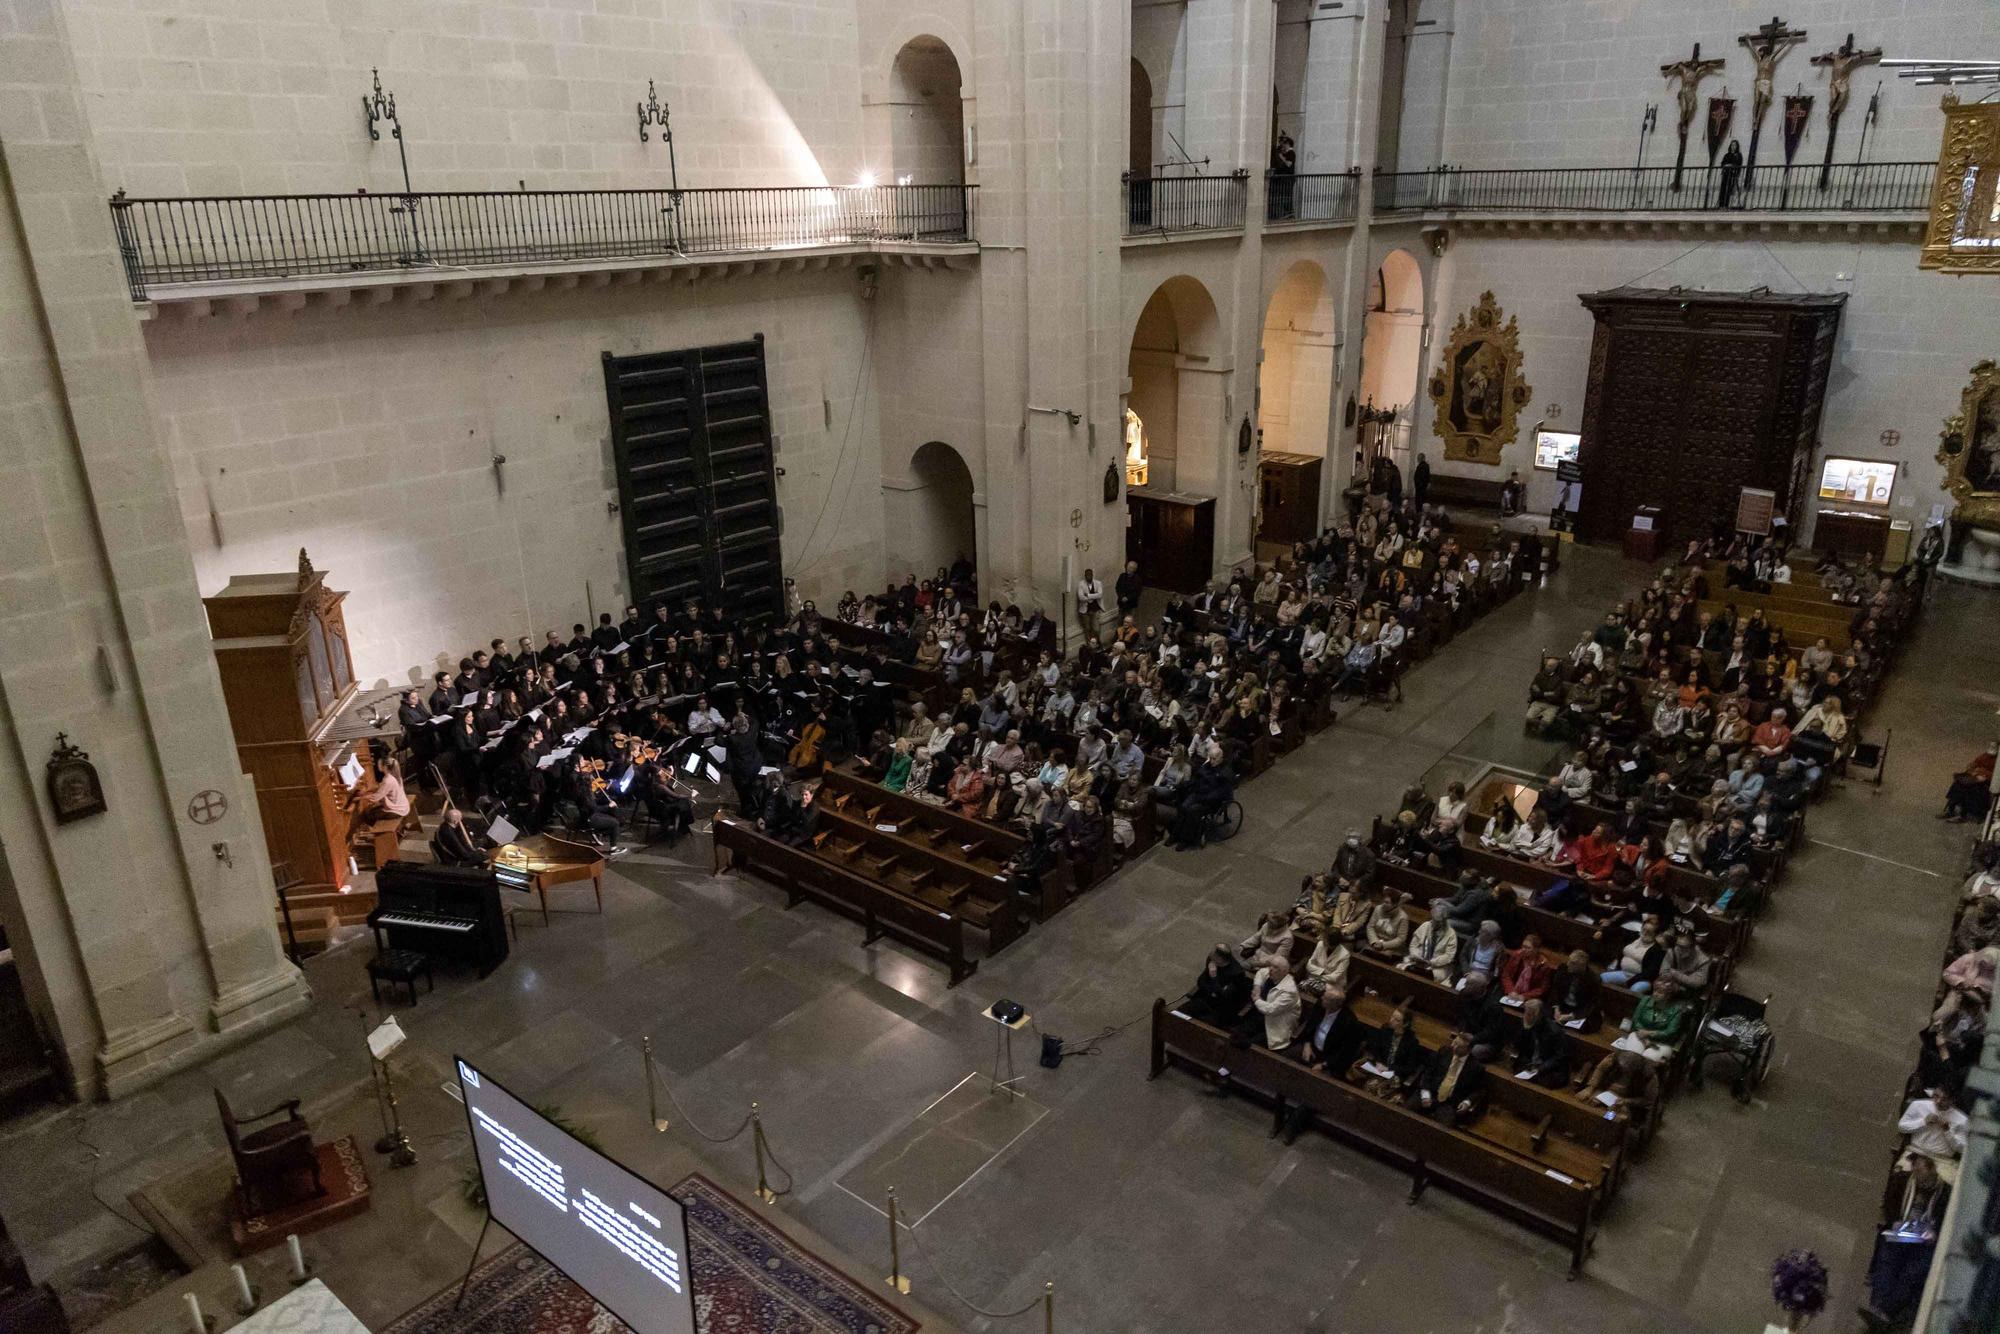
(1124, 275, 1225, 590)
(882, 35, 965, 186)
(882, 440, 978, 590)
(1358, 247, 1426, 466)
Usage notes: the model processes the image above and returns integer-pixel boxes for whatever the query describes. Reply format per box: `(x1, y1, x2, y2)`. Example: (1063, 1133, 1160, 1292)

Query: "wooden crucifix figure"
(1811, 33, 1883, 189)
(1739, 15, 1809, 188)
(1661, 42, 1726, 191)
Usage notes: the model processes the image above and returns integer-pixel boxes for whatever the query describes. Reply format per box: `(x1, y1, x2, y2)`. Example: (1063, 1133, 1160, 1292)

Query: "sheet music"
(563, 727, 594, 744)
(461, 692, 480, 707)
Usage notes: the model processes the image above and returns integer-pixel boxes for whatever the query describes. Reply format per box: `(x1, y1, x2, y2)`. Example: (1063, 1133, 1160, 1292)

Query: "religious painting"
(1936, 359, 2000, 529)
(1920, 97, 2000, 274)
(1427, 291, 1532, 467)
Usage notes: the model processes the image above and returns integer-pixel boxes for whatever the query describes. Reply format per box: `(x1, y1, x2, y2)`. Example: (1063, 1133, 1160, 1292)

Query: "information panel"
(456, 1057, 696, 1334)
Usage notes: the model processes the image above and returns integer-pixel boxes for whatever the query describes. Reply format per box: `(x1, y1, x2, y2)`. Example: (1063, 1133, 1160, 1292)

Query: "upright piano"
(368, 860, 509, 977)
(490, 835, 606, 925)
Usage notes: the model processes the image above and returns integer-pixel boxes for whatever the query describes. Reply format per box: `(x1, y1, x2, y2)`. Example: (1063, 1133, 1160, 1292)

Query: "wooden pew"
(1370, 862, 1640, 1027)
(1149, 1002, 1604, 1276)
(811, 805, 1026, 951)
(1452, 828, 1749, 965)
(818, 767, 1078, 920)
(714, 815, 975, 985)
(1343, 953, 1618, 1068)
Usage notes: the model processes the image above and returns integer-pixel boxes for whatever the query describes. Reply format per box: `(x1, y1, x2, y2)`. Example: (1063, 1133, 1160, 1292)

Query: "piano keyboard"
(371, 911, 478, 933)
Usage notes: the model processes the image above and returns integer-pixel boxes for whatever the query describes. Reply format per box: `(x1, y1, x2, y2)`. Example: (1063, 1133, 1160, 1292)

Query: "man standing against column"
(1076, 567, 1105, 643)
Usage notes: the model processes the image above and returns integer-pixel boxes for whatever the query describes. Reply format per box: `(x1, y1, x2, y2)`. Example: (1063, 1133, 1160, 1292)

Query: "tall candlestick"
(287, 1233, 308, 1282)
(183, 1291, 206, 1333)
(230, 1262, 256, 1311)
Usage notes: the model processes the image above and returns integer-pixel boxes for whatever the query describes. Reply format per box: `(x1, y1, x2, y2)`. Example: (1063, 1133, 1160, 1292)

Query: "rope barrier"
(641, 1035, 752, 1145)
(893, 1198, 1049, 1321)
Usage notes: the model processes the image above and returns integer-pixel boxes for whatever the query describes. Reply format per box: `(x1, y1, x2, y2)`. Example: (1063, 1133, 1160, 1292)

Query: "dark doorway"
(603, 337, 785, 626)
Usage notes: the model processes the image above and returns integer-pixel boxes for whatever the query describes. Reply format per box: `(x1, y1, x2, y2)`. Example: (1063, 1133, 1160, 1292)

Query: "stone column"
(974, 0, 1126, 638)
(0, 0, 309, 1099)
(1395, 0, 1455, 173)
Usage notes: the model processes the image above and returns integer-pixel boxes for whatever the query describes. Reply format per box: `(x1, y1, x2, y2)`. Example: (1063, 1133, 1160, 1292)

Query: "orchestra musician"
(432, 806, 485, 866)
(360, 757, 411, 822)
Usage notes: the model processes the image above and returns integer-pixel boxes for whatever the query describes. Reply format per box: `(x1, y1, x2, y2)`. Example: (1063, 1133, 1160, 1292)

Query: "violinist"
(571, 758, 621, 849)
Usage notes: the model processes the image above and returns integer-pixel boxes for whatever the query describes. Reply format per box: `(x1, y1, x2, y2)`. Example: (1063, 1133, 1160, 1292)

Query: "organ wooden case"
(203, 551, 370, 919)
(1574, 288, 1844, 547)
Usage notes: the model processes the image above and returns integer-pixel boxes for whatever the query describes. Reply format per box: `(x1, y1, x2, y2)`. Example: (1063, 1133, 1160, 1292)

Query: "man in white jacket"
(1508, 809, 1562, 861)
(1248, 959, 1302, 1050)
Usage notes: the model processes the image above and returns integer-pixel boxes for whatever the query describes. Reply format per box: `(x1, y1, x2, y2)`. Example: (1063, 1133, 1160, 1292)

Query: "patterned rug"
(385, 1173, 919, 1334)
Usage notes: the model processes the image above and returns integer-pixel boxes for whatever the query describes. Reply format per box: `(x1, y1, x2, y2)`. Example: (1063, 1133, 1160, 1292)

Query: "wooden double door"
(1574, 289, 1843, 546)
(603, 337, 784, 625)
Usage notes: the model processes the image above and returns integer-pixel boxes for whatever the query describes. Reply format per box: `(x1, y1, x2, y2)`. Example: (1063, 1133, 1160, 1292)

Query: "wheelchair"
(1687, 989, 1775, 1102)
(1209, 799, 1245, 843)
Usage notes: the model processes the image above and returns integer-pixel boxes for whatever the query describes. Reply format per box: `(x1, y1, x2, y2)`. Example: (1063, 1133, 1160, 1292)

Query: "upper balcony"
(109, 183, 979, 313)
(1373, 161, 1935, 235)
(1122, 171, 1250, 242)
(1265, 170, 1362, 231)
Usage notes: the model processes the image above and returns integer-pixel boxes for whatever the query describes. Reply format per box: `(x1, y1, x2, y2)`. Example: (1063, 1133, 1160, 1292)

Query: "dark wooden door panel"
(1574, 290, 1844, 546)
(603, 335, 784, 625)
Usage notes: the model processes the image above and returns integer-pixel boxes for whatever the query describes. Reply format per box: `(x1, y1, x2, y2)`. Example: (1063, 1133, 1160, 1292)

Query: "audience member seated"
(1612, 977, 1689, 1064)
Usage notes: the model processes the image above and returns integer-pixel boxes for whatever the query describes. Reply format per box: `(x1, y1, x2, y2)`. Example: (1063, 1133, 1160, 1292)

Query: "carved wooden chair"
(215, 1088, 324, 1216)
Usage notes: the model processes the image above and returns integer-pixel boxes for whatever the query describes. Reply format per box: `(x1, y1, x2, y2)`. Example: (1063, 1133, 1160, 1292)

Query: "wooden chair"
(215, 1088, 324, 1216)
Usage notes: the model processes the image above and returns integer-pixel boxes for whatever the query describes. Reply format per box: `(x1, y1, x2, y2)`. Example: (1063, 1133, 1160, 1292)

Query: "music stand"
(984, 1007, 1032, 1098)
(659, 735, 731, 835)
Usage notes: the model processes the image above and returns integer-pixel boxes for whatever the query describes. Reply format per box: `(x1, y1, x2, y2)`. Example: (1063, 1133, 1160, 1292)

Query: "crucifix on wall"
(1811, 33, 1883, 189)
(1660, 42, 1727, 191)
(1739, 15, 1809, 189)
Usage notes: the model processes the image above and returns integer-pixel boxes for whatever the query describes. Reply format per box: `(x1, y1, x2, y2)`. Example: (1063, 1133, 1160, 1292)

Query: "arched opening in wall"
(884, 441, 977, 594)
(1129, 59, 1155, 227)
(1126, 276, 1223, 593)
(888, 37, 965, 188)
(1256, 260, 1335, 546)
(1129, 59, 1154, 178)
(1356, 248, 1424, 478)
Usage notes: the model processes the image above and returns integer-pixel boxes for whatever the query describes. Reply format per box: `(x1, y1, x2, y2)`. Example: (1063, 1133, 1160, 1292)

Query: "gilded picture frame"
(1937, 359, 2000, 529)
(1919, 96, 2000, 275)
(1427, 291, 1532, 466)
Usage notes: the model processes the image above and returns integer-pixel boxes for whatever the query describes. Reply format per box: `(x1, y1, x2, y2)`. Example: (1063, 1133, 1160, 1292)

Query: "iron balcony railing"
(108, 183, 976, 299)
(1374, 160, 1936, 215)
(1123, 171, 1250, 237)
(1266, 169, 1361, 225)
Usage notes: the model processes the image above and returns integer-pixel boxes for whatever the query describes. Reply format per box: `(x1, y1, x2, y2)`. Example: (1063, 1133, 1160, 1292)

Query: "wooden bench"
(1451, 821, 1750, 964)
(1149, 1002, 1604, 1275)
(713, 815, 975, 985)
(818, 768, 1078, 919)
(811, 806, 1026, 953)
(1427, 473, 1510, 513)
(1342, 953, 1619, 1067)
(1369, 862, 1640, 1027)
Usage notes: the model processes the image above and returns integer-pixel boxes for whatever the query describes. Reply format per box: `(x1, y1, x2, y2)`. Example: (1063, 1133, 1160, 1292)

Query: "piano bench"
(367, 949, 434, 1007)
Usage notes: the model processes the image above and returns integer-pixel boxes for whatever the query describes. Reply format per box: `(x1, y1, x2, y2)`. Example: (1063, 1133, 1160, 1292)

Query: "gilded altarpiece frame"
(1938, 360, 2000, 530)
(1427, 291, 1532, 466)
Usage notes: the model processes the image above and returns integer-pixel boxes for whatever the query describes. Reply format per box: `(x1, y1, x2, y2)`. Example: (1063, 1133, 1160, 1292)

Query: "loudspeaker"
(1039, 1035, 1065, 1069)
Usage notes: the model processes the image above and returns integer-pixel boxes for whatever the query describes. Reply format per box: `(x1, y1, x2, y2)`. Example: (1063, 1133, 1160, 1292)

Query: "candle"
(183, 1292, 205, 1333)
(230, 1262, 255, 1311)
(286, 1233, 307, 1282)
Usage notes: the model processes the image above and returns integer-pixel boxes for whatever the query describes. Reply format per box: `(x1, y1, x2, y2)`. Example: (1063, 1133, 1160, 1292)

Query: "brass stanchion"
(751, 1102, 776, 1204)
(642, 1036, 668, 1132)
(884, 1187, 910, 1294)
(1044, 1280, 1054, 1333)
